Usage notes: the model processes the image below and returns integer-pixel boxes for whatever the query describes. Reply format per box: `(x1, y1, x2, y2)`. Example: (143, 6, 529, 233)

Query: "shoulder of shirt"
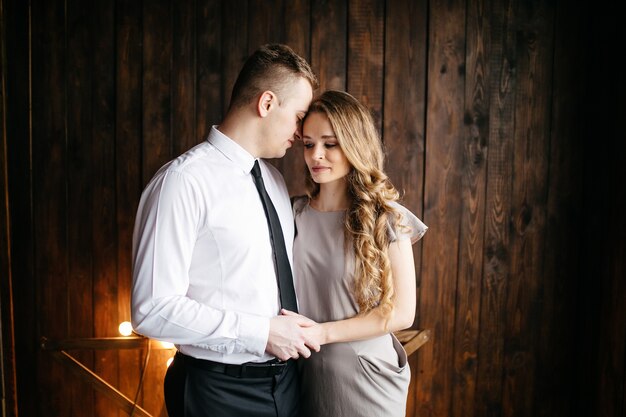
(161, 141, 217, 174)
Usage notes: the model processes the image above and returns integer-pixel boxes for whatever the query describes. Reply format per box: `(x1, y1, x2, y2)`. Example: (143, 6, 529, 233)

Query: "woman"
(286, 90, 427, 416)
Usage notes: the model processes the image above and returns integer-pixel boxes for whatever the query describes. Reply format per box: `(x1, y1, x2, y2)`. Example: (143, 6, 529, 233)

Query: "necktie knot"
(251, 160, 262, 180)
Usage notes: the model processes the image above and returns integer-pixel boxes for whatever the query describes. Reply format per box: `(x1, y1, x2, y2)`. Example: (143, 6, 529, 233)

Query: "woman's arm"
(287, 238, 417, 345)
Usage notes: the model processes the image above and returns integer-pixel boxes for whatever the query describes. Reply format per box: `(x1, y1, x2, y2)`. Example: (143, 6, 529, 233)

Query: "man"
(131, 44, 319, 417)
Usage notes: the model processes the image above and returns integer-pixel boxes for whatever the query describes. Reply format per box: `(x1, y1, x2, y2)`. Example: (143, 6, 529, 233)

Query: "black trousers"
(164, 353, 300, 417)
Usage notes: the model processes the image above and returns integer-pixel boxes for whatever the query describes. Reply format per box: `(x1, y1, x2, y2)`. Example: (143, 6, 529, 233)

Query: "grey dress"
(292, 197, 427, 417)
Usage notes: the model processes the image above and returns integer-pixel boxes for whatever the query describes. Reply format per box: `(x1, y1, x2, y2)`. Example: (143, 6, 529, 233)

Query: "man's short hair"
(229, 44, 318, 110)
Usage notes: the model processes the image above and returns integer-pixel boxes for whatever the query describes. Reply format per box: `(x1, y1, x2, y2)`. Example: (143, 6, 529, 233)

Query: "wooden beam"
(394, 329, 431, 357)
(40, 336, 174, 351)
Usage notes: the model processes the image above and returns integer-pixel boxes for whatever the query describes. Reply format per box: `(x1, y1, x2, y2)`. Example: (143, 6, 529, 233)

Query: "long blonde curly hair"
(303, 90, 402, 315)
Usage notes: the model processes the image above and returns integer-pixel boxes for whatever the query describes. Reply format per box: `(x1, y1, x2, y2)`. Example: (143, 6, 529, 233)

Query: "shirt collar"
(207, 125, 256, 174)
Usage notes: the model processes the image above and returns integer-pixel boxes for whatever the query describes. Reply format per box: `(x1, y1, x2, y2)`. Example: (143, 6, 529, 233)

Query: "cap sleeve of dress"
(291, 195, 308, 217)
(388, 202, 428, 244)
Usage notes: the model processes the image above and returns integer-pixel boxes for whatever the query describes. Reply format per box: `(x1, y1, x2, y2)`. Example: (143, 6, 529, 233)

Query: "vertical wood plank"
(502, 2, 554, 416)
(417, 1, 466, 416)
(534, 0, 585, 415)
(3, 0, 36, 414)
(310, 0, 347, 92)
(142, 0, 172, 185)
(247, 0, 285, 52)
(31, 0, 69, 415)
(283, 0, 310, 60)
(347, 0, 384, 131)
(451, 0, 491, 416)
(172, 0, 197, 156)
(196, 0, 222, 141)
(92, 0, 119, 415)
(0, 0, 19, 413)
(116, 0, 143, 409)
(383, 1, 428, 415)
(220, 0, 247, 114)
(141, 1, 172, 413)
(245, 0, 285, 172)
(65, 0, 95, 414)
(383, 0, 428, 220)
(474, 1, 515, 416)
(279, 0, 310, 197)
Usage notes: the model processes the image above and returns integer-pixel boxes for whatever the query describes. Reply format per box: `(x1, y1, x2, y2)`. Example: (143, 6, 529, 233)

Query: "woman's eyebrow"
(302, 134, 337, 140)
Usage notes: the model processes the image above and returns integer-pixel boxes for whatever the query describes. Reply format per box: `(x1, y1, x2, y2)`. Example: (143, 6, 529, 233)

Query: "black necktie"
(251, 160, 298, 312)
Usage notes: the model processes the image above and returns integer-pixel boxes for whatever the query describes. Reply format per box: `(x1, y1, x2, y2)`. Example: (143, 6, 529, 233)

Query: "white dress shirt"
(131, 126, 294, 364)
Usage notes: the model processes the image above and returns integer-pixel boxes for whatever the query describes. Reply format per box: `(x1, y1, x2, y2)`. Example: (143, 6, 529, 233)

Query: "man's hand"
(281, 308, 327, 347)
(266, 312, 320, 361)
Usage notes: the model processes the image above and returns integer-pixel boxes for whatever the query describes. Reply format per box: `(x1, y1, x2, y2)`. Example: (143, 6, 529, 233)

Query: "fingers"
(270, 343, 312, 361)
(280, 309, 318, 327)
(267, 315, 317, 360)
(296, 344, 312, 359)
(305, 339, 321, 353)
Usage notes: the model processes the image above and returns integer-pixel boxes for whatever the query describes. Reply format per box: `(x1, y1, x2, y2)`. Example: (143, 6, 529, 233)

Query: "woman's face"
(302, 112, 351, 185)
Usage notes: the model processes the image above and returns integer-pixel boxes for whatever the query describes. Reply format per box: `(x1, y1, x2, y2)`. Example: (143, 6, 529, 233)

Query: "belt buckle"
(267, 360, 287, 376)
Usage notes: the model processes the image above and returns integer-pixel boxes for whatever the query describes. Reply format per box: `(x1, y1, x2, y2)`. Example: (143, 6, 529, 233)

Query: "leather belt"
(177, 352, 289, 378)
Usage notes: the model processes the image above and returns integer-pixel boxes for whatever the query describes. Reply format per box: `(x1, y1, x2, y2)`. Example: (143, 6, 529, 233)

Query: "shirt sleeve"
(387, 202, 428, 244)
(131, 169, 270, 357)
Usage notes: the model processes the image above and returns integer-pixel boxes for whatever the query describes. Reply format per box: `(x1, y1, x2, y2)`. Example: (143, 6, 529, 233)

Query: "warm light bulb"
(118, 321, 133, 336)
(166, 356, 174, 367)
(160, 341, 175, 349)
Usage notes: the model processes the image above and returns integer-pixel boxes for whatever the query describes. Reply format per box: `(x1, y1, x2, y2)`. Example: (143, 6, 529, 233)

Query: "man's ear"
(257, 91, 276, 117)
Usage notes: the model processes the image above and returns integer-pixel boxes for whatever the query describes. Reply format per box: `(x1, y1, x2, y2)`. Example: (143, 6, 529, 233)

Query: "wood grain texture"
(91, 0, 119, 415)
(502, 2, 554, 416)
(196, 0, 222, 142)
(141, 1, 172, 413)
(279, 0, 311, 197)
(31, 0, 69, 414)
(115, 0, 143, 409)
(417, 1, 466, 416)
(0, 0, 19, 413)
(382, 2, 427, 414)
(142, 0, 172, 186)
(311, 0, 347, 92)
(172, 0, 198, 156)
(534, 0, 584, 415)
(451, 0, 490, 415)
(347, 0, 384, 131)
(247, 0, 285, 51)
(220, 0, 247, 115)
(474, 1, 515, 416)
(65, 0, 96, 414)
(2, 0, 35, 414)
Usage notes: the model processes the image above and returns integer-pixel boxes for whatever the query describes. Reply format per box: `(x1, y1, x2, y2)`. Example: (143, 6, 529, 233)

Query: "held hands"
(266, 310, 321, 361)
(280, 309, 327, 347)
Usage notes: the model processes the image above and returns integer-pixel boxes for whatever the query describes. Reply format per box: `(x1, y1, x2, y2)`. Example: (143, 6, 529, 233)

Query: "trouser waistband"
(176, 352, 289, 378)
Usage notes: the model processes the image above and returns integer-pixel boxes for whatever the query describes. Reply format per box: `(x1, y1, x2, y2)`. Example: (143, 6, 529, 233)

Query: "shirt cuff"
(238, 313, 270, 357)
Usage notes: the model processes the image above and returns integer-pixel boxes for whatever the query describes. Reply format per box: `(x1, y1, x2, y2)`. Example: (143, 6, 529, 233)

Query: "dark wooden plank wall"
(0, 0, 19, 414)
(1, 1, 625, 417)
